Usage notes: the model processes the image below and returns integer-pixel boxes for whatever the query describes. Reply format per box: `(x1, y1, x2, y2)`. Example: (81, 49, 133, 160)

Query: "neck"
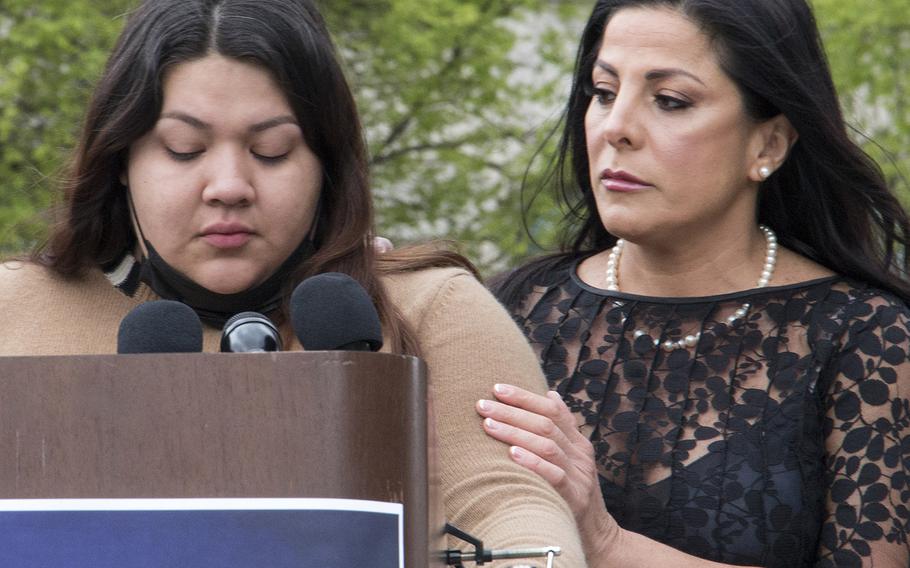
(609, 224, 773, 297)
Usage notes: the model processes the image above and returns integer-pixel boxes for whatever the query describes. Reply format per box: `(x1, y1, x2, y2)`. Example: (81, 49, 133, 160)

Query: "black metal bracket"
(444, 522, 491, 566)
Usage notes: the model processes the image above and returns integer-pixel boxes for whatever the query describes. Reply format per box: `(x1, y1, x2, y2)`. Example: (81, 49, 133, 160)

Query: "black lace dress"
(499, 257, 910, 567)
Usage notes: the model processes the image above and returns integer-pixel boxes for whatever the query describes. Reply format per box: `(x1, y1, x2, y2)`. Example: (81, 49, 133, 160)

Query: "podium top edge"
(0, 351, 424, 367)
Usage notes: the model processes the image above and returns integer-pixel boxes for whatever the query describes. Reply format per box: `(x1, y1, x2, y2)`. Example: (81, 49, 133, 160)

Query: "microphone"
(290, 272, 383, 351)
(220, 311, 282, 352)
(117, 300, 203, 354)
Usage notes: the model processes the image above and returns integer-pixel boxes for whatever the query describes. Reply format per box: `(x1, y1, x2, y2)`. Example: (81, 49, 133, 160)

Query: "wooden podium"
(0, 351, 443, 566)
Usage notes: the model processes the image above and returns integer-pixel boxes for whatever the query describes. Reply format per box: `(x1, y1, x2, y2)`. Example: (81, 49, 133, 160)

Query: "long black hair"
(495, 0, 910, 306)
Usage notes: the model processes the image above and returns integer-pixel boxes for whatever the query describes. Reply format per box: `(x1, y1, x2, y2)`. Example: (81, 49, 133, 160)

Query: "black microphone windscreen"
(117, 300, 204, 354)
(290, 273, 383, 351)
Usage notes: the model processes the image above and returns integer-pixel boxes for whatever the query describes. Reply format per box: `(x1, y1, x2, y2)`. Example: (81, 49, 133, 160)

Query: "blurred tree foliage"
(0, 0, 131, 254)
(1, 0, 908, 274)
(813, 0, 910, 202)
(321, 0, 584, 272)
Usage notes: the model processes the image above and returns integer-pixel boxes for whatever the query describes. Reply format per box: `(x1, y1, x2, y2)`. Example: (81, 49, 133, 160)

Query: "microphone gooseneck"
(290, 272, 383, 352)
(117, 300, 204, 354)
(220, 311, 283, 352)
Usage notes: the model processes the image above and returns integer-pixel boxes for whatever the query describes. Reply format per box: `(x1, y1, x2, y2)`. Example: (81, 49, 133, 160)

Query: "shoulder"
(500, 253, 578, 286)
(799, 278, 910, 354)
(381, 266, 486, 326)
(0, 260, 80, 299)
(490, 253, 579, 300)
(488, 253, 582, 321)
(1, 259, 54, 285)
(381, 265, 544, 347)
(1, 259, 120, 298)
(817, 279, 910, 384)
(824, 279, 910, 325)
(381, 264, 475, 290)
(0, 260, 141, 355)
(772, 246, 836, 285)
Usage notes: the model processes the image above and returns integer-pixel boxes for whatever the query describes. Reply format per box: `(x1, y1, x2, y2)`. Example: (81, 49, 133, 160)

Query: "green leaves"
(813, 0, 910, 200)
(0, 0, 130, 253)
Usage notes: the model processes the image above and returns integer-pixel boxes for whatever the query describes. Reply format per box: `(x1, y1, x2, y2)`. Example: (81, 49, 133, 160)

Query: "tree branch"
(371, 0, 526, 156)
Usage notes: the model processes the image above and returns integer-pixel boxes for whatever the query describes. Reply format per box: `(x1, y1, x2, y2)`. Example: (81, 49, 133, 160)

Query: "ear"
(748, 114, 798, 182)
(119, 170, 129, 187)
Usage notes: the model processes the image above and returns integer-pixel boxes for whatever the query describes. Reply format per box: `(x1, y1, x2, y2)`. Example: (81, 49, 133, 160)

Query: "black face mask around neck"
(138, 238, 315, 327)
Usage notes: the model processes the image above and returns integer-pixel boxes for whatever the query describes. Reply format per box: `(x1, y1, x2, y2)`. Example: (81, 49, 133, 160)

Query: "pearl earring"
(759, 166, 772, 180)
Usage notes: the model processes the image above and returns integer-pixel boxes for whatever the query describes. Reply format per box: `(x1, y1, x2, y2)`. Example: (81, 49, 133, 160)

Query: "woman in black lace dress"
(475, 1, 910, 566)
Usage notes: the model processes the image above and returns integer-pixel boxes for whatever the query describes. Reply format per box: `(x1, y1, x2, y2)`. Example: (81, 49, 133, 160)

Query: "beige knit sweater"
(0, 260, 586, 567)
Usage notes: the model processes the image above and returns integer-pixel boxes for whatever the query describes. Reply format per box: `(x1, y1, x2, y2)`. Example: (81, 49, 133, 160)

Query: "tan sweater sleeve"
(400, 268, 586, 567)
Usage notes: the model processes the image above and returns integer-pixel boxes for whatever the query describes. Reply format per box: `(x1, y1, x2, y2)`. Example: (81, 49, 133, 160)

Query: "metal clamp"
(444, 523, 561, 567)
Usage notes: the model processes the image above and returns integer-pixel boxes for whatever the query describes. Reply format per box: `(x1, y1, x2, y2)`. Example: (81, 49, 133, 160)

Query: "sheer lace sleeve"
(819, 297, 910, 567)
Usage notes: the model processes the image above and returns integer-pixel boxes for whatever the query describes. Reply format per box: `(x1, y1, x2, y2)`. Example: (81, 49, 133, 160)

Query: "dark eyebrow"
(593, 60, 619, 78)
(160, 112, 210, 130)
(593, 60, 706, 86)
(159, 112, 298, 133)
(645, 68, 705, 86)
(249, 115, 299, 133)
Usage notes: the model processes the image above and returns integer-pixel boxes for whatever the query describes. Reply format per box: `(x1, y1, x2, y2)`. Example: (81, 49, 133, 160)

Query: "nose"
(201, 146, 255, 207)
(598, 91, 641, 150)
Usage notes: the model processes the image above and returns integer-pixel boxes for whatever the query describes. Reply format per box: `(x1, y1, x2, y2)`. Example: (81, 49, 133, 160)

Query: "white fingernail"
(484, 417, 498, 430)
(477, 399, 490, 411)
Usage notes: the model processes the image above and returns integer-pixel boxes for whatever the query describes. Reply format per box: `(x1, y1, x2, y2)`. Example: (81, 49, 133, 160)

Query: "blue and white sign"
(0, 498, 403, 568)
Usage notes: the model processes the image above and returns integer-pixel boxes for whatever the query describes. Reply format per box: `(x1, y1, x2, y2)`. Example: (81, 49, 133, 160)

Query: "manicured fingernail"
(494, 384, 511, 395)
(484, 417, 498, 430)
(509, 446, 524, 459)
(477, 399, 491, 412)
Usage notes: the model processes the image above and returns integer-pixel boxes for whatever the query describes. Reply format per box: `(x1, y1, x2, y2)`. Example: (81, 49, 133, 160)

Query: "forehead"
(160, 54, 292, 118)
(596, 6, 720, 77)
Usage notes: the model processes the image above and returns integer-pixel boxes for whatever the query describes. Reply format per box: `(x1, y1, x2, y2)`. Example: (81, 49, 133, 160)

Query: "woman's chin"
(599, 219, 646, 244)
(190, 272, 262, 295)
(207, 283, 254, 295)
(181, 260, 274, 295)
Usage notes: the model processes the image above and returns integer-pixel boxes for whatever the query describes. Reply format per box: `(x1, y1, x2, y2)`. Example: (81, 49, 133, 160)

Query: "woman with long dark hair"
(0, 0, 586, 563)
(477, 0, 910, 566)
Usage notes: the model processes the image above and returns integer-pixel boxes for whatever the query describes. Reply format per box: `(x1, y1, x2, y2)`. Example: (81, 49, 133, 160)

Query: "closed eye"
(252, 151, 289, 164)
(166, 148, 204, 162)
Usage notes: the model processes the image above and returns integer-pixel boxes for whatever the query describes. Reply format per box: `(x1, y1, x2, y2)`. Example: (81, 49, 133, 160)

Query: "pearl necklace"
(604, 225, 778, 352)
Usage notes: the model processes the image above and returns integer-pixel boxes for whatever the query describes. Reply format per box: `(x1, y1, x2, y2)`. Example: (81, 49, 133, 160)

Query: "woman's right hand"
(476, 384, 620, 557)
